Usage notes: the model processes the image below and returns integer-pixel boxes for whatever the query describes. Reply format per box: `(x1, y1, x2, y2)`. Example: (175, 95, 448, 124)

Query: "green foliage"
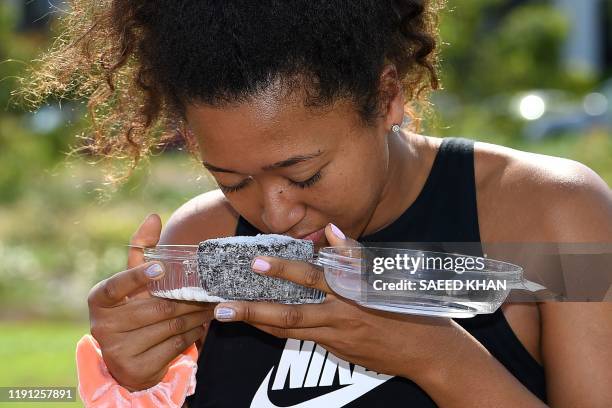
(474, 6, 569, 92)
(0, 153, 214, 320)
(439, 2, 594, 99)
(438, 0, 505, 97)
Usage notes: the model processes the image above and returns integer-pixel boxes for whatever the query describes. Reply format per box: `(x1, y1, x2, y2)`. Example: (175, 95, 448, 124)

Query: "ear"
(379, 64, 406, 132)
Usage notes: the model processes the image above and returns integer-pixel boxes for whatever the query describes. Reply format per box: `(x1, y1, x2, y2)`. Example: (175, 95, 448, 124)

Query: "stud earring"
(391, 124, 401, 133)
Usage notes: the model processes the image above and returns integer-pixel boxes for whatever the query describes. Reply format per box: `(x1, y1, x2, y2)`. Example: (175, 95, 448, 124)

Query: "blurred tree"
(0, 2, 80, 204)
(439, 1, 593, 101)
(438, 0, 505, 98)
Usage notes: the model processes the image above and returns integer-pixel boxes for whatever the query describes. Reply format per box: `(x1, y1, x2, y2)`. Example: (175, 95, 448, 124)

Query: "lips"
(299, 227, 326, 245)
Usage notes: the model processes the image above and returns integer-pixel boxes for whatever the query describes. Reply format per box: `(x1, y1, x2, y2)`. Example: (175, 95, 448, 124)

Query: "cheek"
(309, 142, 387, 217)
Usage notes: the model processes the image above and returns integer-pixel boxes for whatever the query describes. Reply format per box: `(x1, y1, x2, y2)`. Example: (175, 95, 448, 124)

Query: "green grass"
(0, 321, 89, 407)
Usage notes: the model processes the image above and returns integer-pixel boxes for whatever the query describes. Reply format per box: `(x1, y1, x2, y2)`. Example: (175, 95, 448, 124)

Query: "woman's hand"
(211, 223, 459, 380)
(212, 224, 550, 407)
(87, 214, 215, 391)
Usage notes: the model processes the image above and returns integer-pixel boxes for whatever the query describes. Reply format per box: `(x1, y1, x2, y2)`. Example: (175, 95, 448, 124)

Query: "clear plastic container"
(316, 246, 534, 318)
(144, 244, 325, 303)
(143, 245, 216, 301)
(144, 244, 540, 317)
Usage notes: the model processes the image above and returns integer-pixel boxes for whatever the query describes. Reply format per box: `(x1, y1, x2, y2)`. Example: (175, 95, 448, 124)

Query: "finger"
(323, 223, 365, 294)
(213, 302, 328, 328)
(324, 223, 360, 248)
(128, 214, 162, 269)
(136, 325, 206, 371)
(107, 298, 217, 332)
(122, 310, 213, 355)
(251, 323, 326, 342)
(88, 261, 165, 308)
(251, 256, 332, 293)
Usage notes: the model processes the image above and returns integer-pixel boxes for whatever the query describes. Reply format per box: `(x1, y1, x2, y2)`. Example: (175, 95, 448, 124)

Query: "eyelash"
(218, 171, 323, 194)
(289, 170, 322, 189)
(218, 178, 252, 194)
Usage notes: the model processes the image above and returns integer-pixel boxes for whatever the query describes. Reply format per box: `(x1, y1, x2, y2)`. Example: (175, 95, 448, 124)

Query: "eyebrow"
(202, 151, 323, 174)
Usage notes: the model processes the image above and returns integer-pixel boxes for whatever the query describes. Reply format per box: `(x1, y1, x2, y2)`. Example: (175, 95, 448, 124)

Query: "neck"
(360, 132, 438, 237)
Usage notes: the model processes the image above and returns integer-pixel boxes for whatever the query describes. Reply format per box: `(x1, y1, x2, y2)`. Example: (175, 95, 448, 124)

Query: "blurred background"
(0, 0, 610, 405)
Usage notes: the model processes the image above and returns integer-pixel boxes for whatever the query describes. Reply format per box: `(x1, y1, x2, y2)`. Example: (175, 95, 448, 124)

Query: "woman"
(26, 0, 611, 407)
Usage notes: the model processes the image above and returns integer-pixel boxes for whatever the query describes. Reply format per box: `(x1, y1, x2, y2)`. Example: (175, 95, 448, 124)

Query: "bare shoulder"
(471, 143, 612, 405)
(473, 141, 612, 383)
(159, 189, 239, 245)
(473, 141, 611, 242)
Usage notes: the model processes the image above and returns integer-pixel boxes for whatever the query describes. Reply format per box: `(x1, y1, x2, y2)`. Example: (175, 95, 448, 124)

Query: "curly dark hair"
(19, 0, 443, 184)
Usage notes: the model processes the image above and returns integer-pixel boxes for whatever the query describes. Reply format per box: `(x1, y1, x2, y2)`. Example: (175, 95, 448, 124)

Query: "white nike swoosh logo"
(250, 366, 392, 408)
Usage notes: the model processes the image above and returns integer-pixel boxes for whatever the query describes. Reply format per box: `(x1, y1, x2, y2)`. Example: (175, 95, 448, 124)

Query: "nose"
(260, 183, 305, 234)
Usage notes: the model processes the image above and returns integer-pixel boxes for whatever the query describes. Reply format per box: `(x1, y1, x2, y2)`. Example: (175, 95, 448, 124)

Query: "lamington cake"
(196, 234, 324, 303)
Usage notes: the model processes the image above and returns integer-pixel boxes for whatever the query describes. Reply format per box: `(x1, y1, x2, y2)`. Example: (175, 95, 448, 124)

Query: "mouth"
(297, 227, 327, 247)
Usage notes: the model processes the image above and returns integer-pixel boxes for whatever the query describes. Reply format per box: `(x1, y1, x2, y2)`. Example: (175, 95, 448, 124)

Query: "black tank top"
(187, 137, 547, 407)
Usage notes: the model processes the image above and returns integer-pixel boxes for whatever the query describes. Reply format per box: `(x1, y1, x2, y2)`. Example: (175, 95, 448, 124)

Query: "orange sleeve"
(76, 334, 199, 407)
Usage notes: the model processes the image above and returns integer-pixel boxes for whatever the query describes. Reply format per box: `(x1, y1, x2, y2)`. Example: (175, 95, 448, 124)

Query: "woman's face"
(185, 89, 397, 246)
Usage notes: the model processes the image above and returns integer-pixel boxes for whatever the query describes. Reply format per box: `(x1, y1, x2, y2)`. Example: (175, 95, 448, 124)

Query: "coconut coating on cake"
(197, 234, 318, 302)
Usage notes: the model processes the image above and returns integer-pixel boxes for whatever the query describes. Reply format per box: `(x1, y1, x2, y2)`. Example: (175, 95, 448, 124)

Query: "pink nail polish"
(252, 258, 271, 273)
(330, 223, 346, 240)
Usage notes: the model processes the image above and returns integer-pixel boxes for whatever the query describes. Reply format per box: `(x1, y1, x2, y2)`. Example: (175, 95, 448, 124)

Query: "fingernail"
(252, 258, 271, 273)
(145, 263, 164, 278)
(215, 307, 235, 321)
(330, 223, 346, 240)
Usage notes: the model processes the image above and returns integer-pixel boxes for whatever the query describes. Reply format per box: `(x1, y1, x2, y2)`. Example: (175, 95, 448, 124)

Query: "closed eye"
(218, 170, 323, 194)
(217, 177, 252, 194)
(289, 170, 322, 189)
